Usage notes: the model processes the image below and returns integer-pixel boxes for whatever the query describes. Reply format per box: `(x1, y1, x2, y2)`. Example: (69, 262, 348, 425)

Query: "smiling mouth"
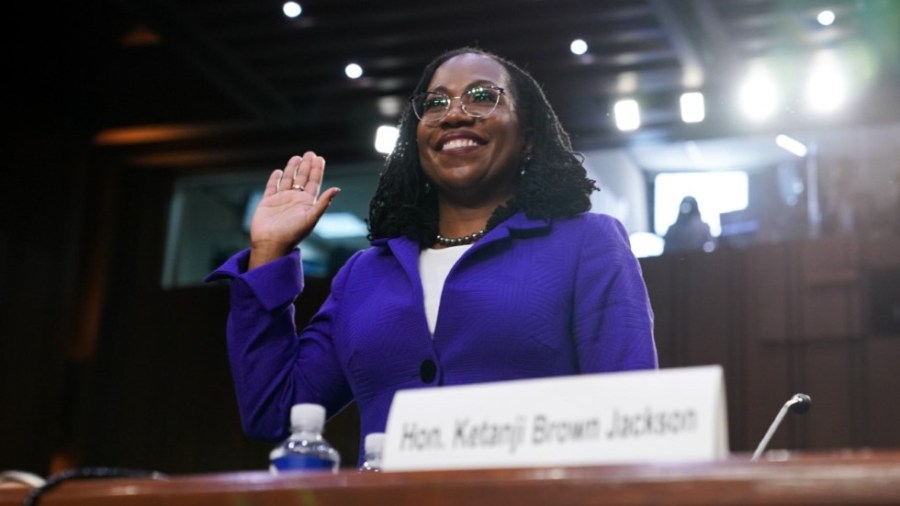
(441, 138, 481, 151)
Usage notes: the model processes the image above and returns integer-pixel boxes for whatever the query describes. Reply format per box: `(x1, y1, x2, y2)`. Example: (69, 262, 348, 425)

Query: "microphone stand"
(751, 393, 812, 461)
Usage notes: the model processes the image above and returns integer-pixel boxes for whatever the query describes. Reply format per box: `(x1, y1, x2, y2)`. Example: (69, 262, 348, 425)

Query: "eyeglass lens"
(414, 86, 502, 122)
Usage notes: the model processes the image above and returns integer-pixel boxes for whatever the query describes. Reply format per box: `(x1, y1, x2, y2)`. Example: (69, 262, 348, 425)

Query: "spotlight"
(570, 39, 588, 55)
(817, 10, 835, 26)
(345, 63, 363, 79)
(374, 126, 399, 154)
(775, 134, 808, 157)
(614, 99, 641, 131)
(680, 92, 705, 123)
(806, 51, 846, 114)
(739, 68, 778, 121)
(283, 2, 302, 18)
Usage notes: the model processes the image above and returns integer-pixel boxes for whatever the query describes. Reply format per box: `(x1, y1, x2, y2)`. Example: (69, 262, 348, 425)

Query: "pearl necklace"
(434, 229, 486, 247)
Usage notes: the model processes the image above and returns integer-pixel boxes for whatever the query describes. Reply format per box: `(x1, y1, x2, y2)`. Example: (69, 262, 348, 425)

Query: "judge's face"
(416, 53, 526, 204)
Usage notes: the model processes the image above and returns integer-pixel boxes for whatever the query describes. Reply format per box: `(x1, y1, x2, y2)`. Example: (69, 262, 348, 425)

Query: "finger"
(310, 187, 342, 222)
(290, 151, 316, 191)
(305, 156, 325, 197)
(264, 169, 282, 197)
(280, 156, 302, 192)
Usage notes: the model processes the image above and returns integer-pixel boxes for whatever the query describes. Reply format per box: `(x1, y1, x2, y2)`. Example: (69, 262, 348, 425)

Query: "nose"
(441, 97, 472, 124)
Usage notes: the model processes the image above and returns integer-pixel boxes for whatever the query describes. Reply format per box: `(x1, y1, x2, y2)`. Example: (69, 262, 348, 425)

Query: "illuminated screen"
(654, 171, 749, 237)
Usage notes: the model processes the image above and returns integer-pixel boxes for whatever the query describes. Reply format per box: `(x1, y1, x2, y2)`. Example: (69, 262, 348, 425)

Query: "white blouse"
(418, 244, 473, 335)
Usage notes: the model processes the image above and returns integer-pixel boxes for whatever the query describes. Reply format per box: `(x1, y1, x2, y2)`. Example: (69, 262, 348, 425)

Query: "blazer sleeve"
(206, 248, 354, 441)
(571, 215, 658, 372)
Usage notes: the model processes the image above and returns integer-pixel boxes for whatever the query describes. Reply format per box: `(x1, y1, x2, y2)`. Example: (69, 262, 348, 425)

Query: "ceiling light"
(806, 51, 846, 114)
(616, 72, 638, 94)
(345, 63, 363, 79)
(377, 96, 403, 117)
(570, 39, 588, 55)
(374, 125, 399, 154)
(680, 92, 705, 123)
(614, 99, 641, 131)
(775, 134, 808, 157)
(283, 2, 302, 18)
(738, 67, 778, 121)
(817, 10, 835, 26)
(681, 64, 704, 89)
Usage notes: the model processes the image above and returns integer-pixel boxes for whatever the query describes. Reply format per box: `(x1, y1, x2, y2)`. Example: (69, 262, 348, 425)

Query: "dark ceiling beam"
(117, 0, 294, 123)
(219, 1, 653, 42)
(646, 0, 705, 86)
(690, 0, 742, 73)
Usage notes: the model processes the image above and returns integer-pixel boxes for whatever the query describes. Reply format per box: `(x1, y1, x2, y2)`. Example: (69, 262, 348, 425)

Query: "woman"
(663, 196, 714, 254)
(208, 47, 657, 465)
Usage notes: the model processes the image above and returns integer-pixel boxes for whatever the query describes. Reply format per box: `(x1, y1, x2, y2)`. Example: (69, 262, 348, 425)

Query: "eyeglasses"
(410, 85, 505, 124)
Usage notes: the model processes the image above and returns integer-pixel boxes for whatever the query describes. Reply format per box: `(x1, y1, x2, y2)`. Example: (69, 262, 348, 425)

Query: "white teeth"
(442, 138, 478, 150)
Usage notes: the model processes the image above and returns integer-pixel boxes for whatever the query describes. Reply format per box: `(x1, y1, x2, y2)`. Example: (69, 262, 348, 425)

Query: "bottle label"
(270, 454, 334, 473)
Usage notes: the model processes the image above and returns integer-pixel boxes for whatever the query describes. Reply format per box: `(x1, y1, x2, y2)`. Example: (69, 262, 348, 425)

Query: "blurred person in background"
(663, 196, 714, 254)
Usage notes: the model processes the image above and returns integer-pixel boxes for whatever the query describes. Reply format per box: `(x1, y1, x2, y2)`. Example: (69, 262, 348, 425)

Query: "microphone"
(751, 393, 811, 461)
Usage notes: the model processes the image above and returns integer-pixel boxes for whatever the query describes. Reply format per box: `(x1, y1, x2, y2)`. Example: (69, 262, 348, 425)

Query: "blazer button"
(419, 359, 437, 383)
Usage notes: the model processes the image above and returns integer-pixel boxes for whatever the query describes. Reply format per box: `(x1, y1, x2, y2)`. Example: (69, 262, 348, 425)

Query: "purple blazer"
(207, 211, 657, 464)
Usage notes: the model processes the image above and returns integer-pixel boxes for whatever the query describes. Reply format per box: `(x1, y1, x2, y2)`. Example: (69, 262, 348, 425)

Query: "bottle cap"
(364, 432, 386, 453)
(290, 403, 326, 432)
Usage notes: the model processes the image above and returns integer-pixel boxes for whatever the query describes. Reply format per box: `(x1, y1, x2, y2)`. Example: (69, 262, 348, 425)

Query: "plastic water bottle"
(269, 403, 340, 474)
(359, 432, 385, 472)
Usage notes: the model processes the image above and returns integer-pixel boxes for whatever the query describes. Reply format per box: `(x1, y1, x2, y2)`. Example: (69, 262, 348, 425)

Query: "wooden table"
(3, 451, 900, 505)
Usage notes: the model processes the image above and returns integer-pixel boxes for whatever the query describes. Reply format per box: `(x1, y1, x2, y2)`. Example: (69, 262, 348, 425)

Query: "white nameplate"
(382, 365, 728, 471)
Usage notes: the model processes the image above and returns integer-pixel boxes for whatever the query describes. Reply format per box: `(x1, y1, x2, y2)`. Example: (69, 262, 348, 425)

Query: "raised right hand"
(248, 151, 341, 269)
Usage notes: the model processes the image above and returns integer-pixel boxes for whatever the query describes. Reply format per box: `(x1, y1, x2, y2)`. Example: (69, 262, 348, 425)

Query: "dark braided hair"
(368, 47, 598, 247)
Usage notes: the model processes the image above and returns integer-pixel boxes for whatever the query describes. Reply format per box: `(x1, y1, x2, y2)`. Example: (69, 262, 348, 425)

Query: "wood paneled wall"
(642, 236, 900, 453)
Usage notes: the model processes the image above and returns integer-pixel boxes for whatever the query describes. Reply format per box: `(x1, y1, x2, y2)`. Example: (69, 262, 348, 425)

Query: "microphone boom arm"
(751, 393, 811, 461)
